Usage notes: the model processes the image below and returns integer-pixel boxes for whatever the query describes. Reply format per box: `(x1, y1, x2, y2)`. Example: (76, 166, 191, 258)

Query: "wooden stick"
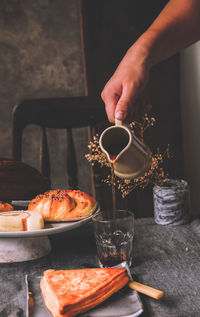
(128, 280, 164, 299)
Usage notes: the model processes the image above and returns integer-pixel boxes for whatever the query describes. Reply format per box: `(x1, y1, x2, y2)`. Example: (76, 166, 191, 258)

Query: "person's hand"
(101, 45, 151, 123)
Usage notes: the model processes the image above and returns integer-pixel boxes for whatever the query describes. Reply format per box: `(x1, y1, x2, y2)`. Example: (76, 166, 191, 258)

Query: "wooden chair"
(12, 96, 107, 200)
(11, 1, 108, 202)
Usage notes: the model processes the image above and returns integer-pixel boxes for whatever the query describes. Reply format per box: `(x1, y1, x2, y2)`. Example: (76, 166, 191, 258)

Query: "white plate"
(26, 275, 143, 317)
(0, 202, 100, 238)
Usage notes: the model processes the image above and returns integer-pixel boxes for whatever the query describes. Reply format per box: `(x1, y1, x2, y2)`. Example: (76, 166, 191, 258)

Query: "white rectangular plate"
(26, 274, 143, 317)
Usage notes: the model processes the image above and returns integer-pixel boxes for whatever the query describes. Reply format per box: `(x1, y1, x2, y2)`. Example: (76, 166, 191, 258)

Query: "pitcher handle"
(115, 118, 123, 126)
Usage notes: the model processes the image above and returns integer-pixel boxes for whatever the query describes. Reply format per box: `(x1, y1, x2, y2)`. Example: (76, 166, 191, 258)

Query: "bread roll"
(28, 189, 97, 221)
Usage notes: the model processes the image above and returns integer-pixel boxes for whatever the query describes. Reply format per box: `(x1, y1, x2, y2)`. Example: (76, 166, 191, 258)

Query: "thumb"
(115, 90, 135, 121)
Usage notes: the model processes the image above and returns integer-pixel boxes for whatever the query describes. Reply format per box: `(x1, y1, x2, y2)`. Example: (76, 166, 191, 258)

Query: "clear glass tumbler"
(92, 210, 134, 267)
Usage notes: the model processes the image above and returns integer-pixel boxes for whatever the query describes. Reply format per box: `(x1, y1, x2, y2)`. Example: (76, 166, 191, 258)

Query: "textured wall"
(0, 0, 92, 193)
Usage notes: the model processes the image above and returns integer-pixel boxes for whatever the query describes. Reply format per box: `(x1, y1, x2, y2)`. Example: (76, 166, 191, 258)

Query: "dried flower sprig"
(129, 113, 156, 142)
(85, 115, 170, 198)
(85, 134, 109, 168)
(116, 144, 170, 197)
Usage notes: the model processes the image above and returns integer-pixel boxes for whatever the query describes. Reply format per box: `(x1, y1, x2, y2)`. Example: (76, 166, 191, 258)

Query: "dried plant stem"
(85, 115, 170, 198)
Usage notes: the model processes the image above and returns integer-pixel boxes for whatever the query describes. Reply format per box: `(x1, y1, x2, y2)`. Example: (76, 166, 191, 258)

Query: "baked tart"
(40, 268, 129, 317)
(28, 189, 97, 222)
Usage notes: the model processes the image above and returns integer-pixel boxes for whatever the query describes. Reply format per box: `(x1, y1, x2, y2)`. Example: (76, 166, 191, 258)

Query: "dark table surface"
(0, 217, 200, 317)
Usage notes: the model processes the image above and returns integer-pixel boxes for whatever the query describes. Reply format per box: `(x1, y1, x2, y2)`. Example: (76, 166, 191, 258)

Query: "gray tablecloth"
(133, 218, 200, 317)
(0, 217, 200, 317)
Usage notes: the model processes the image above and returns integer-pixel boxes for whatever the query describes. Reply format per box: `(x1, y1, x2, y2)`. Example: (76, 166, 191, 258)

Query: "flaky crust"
(0, 201, 13, 212)
(40, 268, 129, 317)
(28, 189, 97, 222)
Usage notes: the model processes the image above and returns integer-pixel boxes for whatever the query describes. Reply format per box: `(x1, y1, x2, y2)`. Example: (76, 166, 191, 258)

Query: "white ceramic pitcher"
(99, 119, 152, 179)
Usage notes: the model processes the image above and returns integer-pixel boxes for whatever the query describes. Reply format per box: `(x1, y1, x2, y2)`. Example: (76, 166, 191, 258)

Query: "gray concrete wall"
(0, 0, 92, 193)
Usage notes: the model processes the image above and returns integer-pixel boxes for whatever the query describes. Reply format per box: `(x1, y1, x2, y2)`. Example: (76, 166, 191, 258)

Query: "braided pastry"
(28, 189, 97, 222)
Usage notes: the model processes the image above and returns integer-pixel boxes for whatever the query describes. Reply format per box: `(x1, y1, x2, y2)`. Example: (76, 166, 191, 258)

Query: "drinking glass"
(92, 210, 134, 267)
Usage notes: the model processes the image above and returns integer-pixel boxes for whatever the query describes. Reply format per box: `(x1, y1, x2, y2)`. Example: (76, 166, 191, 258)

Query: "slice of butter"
(0, 210, 44, 232)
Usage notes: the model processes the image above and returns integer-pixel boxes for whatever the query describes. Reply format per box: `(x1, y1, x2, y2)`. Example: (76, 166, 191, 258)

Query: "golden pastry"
(40, 268, 129, 317)
(28, 189, 97, 221)
(0, 201, 13, 212)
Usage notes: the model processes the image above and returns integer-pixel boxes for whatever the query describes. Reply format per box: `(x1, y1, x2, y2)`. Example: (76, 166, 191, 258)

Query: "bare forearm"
(133, 0, 200, 67)
(101, 0, 200, 123)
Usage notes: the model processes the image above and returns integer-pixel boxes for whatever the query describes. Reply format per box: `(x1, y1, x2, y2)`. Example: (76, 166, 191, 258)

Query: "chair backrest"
(11, 1, 108, 203)
(12, 96, 107, 199)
